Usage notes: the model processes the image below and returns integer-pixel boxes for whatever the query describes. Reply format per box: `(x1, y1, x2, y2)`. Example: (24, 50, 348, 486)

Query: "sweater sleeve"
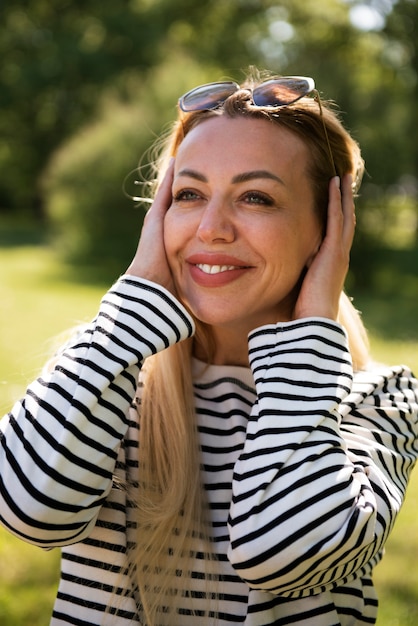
(0, 275, 194, 547)
(227, 318, 418, 597)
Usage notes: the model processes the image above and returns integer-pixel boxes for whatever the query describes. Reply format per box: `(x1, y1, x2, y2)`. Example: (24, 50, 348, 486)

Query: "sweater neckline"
(191, 356, 255, 389)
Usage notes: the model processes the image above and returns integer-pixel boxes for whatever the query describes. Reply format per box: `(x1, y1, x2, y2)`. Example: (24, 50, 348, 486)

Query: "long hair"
(130, 71, 369, 624)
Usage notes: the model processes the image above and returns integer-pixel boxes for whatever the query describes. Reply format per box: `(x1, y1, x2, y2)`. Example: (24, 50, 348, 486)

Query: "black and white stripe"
(1, 276, 417, 625)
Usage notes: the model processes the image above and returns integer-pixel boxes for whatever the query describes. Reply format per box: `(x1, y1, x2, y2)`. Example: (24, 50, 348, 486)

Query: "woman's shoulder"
(353, 361, 417, 396)
(343, 362, 418, 441)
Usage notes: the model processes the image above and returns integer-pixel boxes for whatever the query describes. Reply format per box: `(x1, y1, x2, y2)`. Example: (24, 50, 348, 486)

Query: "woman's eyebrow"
(176, 168, 207, 182)
(231, 170, 285, 185)
(176, 169, 285, 185)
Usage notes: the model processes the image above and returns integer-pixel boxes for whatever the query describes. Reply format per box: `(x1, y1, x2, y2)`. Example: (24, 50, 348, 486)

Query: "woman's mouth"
(187, 256, 253, 287)
(195, 263, 243, 274)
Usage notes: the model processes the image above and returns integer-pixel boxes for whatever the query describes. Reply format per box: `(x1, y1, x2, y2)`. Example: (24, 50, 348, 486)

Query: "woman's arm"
(228, 318, 418, 596)
(0, 276, 194, 547)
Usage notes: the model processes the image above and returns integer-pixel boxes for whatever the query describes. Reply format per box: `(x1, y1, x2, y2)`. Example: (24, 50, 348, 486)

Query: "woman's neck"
(193, 325, 250, 367)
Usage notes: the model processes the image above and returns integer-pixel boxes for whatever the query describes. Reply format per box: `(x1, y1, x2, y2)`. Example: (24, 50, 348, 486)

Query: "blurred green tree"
(0, 0, 268, 217)
(1, 0, 417, 282)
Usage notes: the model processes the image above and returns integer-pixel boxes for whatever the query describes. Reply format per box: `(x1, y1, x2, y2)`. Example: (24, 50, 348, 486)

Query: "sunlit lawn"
(1, 238, 417, 625)
(0, 240, 106, 625)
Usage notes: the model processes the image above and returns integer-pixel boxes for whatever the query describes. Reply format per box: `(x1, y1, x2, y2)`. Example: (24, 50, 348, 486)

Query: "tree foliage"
(0, 0, 266, 214)
(1, 0, 416, 275)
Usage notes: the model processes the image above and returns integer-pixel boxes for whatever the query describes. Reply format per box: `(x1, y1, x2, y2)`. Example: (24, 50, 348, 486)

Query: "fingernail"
(334, 176, 341, 189)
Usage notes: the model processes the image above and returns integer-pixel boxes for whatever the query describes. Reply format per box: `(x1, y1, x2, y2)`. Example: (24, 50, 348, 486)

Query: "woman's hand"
(126, 159, 176, 294)
(293, 174, 355, 321)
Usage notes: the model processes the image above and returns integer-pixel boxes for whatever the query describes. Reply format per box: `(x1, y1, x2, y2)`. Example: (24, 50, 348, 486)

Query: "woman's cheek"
(163, 210, 183, 267)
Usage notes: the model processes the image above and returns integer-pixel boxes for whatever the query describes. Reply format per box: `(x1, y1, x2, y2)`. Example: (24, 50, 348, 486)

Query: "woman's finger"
(341, 174, 356, 248)
(146, 157, 175, 219)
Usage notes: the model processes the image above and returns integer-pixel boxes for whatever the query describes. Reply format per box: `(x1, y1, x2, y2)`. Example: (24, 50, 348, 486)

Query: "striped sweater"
(1, 275, 417, 625)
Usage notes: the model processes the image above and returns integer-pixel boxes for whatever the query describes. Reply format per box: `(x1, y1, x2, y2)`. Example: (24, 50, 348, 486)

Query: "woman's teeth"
(196, 264, 239, 274)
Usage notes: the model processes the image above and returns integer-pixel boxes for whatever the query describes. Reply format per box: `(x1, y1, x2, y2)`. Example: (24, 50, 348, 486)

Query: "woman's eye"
(173, 189, 201, 202)
(242, 191, 274, 206)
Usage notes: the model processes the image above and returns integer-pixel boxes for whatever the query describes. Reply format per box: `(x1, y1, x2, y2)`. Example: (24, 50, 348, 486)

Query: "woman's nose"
(196, 200, 235, 243)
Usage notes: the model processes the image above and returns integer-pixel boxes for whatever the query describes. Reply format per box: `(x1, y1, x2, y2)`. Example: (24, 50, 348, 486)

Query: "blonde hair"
(129, 71, 370, 624)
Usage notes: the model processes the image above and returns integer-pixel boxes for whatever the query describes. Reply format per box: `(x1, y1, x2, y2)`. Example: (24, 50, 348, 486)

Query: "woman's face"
(164, 116, 323, 334)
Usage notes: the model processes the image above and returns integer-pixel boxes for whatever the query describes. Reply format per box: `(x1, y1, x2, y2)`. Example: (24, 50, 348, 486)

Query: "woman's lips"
(186, 254, 253, 287)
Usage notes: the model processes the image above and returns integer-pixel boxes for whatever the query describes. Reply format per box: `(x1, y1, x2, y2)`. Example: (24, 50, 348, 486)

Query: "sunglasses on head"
(179, 76, 337, 177)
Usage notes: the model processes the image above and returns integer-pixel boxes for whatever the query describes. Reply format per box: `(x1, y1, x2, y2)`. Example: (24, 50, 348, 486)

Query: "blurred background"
(0, 0, 417, 624)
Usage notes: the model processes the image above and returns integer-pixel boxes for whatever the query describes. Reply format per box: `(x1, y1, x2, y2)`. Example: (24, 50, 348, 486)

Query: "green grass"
(0, 234, 417, 625)
(0, 534, 60, 626)
(0, 247, 106, 413)
(0, 238, 105, 625)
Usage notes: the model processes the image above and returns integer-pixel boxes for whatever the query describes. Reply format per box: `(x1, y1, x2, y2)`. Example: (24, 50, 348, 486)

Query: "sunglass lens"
(252, 77, 315, 107)
(179, 81, 239, 112)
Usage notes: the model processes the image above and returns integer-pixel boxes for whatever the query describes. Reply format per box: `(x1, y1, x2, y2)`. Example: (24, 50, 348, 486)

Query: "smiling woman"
(165, 117, 323, 353)
(1, 70, 417, 626)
